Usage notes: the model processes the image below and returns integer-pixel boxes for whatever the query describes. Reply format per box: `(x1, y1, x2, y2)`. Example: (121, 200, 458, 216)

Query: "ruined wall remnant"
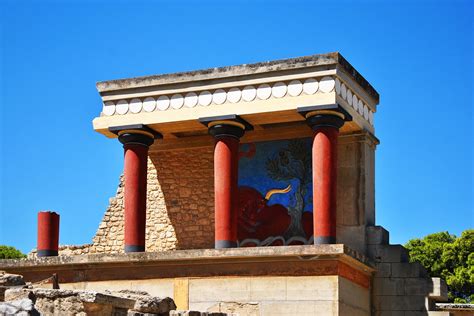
(92, 146, 215, 254)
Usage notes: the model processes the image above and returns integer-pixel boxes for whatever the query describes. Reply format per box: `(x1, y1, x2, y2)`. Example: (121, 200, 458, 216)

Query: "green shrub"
(0, 245, 27, 259)
(405, 230, 474, 303)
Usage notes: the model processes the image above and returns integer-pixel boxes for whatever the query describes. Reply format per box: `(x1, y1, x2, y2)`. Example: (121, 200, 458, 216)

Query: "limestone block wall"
(336, 132, 377, 254)
(366, 225, 449, 315)
(61, 276, 370, 316)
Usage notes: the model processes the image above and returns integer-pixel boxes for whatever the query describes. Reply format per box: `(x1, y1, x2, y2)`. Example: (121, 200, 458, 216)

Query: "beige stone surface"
(207, 301, 259, 316)
(260, 300, 337, 316)
(187, 276, 356, 315)
(61, 279, 174, 299)
(285, 276, 338, 301)
(338, 277, 370, 312)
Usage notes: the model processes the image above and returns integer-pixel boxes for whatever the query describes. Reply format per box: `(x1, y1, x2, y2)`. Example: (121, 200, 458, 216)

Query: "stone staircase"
(366, 226, 450, 316)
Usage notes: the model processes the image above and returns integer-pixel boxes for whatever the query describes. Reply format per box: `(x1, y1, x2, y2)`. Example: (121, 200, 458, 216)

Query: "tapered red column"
(209, 121, 245, 249)
(37, 211, 59, 257)
(116, 128, 157, 253)
(306, 110, 346, 244)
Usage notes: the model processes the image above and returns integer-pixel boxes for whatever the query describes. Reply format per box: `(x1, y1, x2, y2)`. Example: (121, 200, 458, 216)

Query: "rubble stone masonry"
(92, 146, 215, 254)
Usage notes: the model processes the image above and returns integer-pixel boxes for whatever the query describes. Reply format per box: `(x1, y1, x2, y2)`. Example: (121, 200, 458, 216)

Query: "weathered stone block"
(286, 276, 338, 301)
(338, 276, 370, 312)
(391, 262, 426, 278)
(0, 298, 34, 315)
(261, 300, 337, 316)
(404, 278, 430, 296)
(0, 271, 25, 287)
(367, 245, 409, 263)
(428, 278, 448, 302)
(249, 277, 286, 301)
(373, 277, 404, 296)
(366, 226, 389, 245)
(337, 225, 367, 254)
(207, 301, 258, 315)
(373, 295, 427, 311)
(189, 278, 251, 302)
(4, 288, 34, 302)
(374, 263, 392, 277)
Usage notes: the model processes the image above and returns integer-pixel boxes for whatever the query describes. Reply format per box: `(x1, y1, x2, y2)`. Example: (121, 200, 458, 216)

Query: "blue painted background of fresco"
(238, 138, 313, 213)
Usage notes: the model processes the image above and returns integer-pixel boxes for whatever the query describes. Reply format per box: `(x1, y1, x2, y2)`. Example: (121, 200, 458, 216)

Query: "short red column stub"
(37, 211, 60, 257)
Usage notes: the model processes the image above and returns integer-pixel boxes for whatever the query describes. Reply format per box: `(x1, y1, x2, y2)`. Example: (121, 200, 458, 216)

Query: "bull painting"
(238, 139, 314, 246)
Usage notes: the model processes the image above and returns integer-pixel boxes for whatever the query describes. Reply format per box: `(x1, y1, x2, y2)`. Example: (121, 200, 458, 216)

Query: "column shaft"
(123, 143, 149, 252)
(312, 127, 339, 244)
(214, 136, 239, 248)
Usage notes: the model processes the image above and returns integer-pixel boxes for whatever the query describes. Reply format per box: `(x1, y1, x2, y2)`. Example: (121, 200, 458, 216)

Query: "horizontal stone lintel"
(0, 245, 374, 287)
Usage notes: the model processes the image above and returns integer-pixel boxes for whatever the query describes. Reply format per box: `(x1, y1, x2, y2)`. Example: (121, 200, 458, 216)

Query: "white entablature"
(93, 52, 379, 146)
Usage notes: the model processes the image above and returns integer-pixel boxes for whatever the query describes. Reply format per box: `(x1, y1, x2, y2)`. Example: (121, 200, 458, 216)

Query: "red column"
(123, 143, 149, 252)
(37, 211, 59, 257)
(208, 121, 245, 249)
(214, 136, 239, 248)
(305, 110, 346, 244)
(312, 127, 339, 244)
(115, 128, 157, 253)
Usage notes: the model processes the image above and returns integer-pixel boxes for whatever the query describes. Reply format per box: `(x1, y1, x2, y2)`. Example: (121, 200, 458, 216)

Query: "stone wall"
(91, 146, 215, 254)
(366, 225, 450, 315)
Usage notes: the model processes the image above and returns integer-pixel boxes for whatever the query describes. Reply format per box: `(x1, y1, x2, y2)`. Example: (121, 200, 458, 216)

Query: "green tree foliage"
(0, 245, 26, 259)
(405, 230, 474, 303)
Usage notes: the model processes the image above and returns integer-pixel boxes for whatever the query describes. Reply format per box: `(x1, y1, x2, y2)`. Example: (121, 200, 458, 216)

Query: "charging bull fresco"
(238, 138, 314, 247)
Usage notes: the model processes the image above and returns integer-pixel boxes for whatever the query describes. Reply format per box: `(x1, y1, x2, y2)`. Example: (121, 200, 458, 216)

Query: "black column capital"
(298, 104, 351, 131)
(208, 121, 245, 139)
(109, 124, 162, 147)
(199, 115, 252, 139)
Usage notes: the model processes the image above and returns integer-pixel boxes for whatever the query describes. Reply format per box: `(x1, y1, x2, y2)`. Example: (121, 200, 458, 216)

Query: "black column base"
(215, 240, 238, 249)
(124, 245, 145, 253)
(37, 249, 58, 257)
(314, 236, 336, 244)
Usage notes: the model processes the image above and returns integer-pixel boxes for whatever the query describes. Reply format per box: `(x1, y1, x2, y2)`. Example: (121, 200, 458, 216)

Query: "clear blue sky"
(1, 0, 472, 254)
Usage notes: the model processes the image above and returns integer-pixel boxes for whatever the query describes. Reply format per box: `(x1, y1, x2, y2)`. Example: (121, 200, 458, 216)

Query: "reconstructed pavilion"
(1, 53, 450, 315)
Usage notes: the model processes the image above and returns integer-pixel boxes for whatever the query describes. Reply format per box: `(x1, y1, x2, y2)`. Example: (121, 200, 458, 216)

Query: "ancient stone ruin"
(2, 52, 468, 315)
(0, 271, 232, 315)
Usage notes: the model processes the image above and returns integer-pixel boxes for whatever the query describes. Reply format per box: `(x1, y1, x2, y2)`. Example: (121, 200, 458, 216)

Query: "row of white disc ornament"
(335, 78, 374, 126)
(102, 76, 337, 116)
